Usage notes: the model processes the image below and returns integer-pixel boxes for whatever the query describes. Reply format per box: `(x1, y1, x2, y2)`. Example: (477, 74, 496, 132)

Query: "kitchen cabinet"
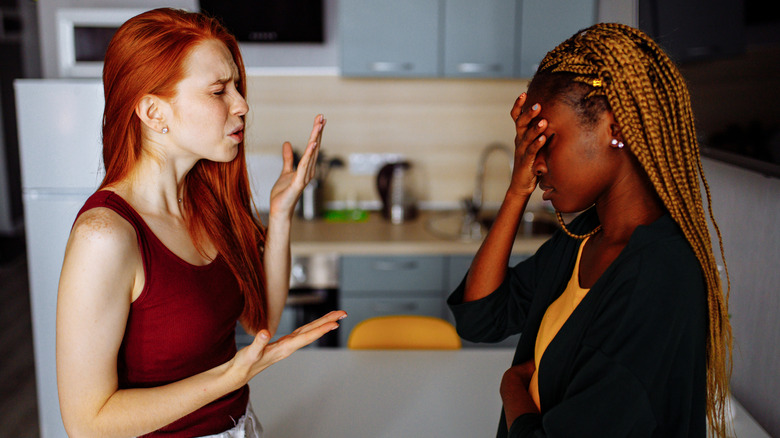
(339, 255, 447, 345)
(339, 0, 441, 77)
(515, 0, 598, 77)
(339, 0, 596, 78)
(337, 253, 531, 348)
(442, 0, 516, 78)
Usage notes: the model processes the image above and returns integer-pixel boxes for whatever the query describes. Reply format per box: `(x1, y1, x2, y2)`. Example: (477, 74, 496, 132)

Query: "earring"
(610, 138, 624, 148)
(162, 127, 169, 134)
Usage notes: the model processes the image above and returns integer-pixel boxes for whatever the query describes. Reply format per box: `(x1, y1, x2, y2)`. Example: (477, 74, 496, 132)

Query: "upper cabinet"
(515, 0, 598, 78)
(339, 0, 597, 78)
(339, 0, 441, 77)
(442, 0, 516, 78)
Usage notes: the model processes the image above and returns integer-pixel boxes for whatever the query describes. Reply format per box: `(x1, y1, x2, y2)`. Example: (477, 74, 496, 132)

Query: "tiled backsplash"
(244, 75, 545, 210)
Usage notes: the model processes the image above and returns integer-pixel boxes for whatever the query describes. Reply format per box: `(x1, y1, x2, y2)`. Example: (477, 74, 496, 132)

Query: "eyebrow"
(209, 65, 241, 86)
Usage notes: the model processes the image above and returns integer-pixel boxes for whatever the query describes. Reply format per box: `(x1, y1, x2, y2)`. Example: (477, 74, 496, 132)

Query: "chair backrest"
(347, 315, 462, 350)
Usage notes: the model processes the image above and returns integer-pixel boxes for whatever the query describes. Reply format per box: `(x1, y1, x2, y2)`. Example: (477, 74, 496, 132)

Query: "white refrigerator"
(15, 78, 281, 437)
(15, 79, 105, 438)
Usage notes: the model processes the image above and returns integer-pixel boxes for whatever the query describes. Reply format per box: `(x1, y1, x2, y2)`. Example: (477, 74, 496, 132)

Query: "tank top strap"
(76, 190, 159, 282)
(77, 190, 159, 245)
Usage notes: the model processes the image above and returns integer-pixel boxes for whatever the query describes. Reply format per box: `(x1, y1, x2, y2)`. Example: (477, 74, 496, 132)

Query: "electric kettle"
(376, 161, 418, 224)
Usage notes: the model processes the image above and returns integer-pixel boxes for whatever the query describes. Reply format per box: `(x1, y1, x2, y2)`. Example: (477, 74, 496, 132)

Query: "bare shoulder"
(61, 207, 141, 299)
(69, 207, 137, 252)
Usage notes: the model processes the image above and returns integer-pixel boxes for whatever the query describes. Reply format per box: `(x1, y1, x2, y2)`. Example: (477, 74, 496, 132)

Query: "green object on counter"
(323, 209, 370, 222)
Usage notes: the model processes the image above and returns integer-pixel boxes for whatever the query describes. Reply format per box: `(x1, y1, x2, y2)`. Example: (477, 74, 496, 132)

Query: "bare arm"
(463, 94, 547, 302)
(56, 207, 343, 438)
(262, 114, 325, 336)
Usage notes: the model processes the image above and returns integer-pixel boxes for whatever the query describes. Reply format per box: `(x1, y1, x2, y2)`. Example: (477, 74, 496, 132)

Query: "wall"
(702, 157, 780, 437)
(244, 76, 536, 210)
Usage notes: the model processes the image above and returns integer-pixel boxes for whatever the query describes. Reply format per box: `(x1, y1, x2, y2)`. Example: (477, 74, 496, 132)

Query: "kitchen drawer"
(338, 296, 445, 346)
(341, 255, 445, 293)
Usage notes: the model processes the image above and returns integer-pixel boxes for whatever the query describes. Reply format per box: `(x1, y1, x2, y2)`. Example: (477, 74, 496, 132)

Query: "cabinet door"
(341, 255, 445, 294)
(515, 0, 597, 77)
(338, 296, 444, 346)
(340, 0, 441, 77)
(443, 0, 516, 78)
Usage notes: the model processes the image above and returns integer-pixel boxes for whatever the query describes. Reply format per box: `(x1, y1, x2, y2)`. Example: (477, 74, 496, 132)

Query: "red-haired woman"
(56, 8, 345, 437)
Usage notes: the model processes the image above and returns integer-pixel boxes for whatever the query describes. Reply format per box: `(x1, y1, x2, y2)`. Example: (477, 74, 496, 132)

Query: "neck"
(595, 173, 664, 244)
(112, 148, 198, 217)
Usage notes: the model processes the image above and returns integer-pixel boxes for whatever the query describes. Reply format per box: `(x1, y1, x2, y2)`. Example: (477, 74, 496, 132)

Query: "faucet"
(471, 142, 514, 214)
(460, 143, 513, 239)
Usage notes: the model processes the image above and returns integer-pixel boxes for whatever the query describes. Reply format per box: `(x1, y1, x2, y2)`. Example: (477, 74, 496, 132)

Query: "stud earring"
(162, 127, 168, 134)
(610, 138, 624, 149)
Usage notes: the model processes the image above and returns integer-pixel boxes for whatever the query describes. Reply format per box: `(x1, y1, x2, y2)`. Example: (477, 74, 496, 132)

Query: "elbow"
(61, 418, 99, 438)
(60, 406, 115, 438)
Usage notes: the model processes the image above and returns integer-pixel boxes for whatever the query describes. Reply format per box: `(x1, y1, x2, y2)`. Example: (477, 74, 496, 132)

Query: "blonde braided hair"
(535, 23, 732, 436)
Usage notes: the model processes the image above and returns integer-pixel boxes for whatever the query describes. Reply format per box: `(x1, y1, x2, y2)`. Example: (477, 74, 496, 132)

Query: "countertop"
(289, 210, 550, 256)
(250, 349, 772, 438)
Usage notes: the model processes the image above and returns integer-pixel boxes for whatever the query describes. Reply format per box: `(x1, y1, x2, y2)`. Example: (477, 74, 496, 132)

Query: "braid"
(535, 23, 732, 436)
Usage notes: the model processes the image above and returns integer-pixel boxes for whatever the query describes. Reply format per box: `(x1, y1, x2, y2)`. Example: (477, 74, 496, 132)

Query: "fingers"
(510, 93, 526, 122)
(293, 114, 326, 183)
(281, 142, 294, 174)
(510, 93, 546, 162)
(266, 311, 346, 360)
(291, 310, 347, 336)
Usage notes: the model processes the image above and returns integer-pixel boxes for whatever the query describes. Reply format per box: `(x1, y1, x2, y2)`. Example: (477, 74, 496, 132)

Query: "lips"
(538, 182, 554, 200)
(228, 125, 244, 142)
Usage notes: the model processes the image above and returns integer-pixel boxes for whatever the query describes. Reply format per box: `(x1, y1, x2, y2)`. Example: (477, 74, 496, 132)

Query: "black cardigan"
(448, 209, 707, 437)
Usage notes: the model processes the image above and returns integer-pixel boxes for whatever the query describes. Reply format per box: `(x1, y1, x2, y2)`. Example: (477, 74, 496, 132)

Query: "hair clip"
(592, 79, 602, 87)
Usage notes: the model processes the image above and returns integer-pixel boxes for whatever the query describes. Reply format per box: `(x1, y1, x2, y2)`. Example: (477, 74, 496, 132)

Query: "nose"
(232, 91, 249, 117)
(532, 151, 547, 177)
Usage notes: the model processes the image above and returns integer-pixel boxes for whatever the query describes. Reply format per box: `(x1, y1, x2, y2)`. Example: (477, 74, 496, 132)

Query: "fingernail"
(331, 324, 340, 331)
(259, 331, 269, 340)
(532, 104, 540, 110)
(338, 314, 348, 320)
(538, 119, 544, 127)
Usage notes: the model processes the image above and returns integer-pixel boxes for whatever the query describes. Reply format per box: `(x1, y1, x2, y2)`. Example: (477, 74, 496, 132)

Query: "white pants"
(198, 402, 263, 438)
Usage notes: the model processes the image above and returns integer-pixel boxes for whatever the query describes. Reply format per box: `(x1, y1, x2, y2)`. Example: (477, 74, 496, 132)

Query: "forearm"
(463, 191, 530, 302)
(262, 210, 292, 336)
(63, 361, 241, 438)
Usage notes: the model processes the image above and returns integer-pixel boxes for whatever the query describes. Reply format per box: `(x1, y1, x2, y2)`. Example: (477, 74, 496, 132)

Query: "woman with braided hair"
(448, 23, 731, 437)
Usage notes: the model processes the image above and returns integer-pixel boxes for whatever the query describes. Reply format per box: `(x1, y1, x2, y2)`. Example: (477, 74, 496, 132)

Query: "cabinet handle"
(457, 63, 502, 73)
(370, 61, 414, 72)
(372, 260, 419, 271)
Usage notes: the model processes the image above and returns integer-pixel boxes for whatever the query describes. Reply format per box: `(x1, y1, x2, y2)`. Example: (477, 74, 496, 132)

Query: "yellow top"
(528, 236, 591, 410)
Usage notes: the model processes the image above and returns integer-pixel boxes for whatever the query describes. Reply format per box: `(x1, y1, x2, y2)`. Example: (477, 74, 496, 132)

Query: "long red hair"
(100, 8, 267, 332)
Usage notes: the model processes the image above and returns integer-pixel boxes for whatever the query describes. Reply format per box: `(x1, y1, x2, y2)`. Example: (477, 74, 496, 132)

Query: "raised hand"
(228, 310, 346, 387)
(508, 93, 547, 198)
(269, 114, 326, 218)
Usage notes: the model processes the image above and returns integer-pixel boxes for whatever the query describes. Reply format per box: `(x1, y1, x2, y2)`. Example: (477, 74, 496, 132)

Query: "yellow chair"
(347, 315, 462, 350)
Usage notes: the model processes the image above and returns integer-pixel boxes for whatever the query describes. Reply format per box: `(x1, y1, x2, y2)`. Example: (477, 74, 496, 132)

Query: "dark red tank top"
(76, 191, 249, 437)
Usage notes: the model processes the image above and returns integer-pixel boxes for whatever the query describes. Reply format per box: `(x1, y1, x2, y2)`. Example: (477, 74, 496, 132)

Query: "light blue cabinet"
(339, 0, 596, 78)
(515, 0, 598, 77)
(337, 253, 530, 348)
(339, 255, 447, 345)
(443, 0, 517, 78)
(339, 0, 441, 77)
